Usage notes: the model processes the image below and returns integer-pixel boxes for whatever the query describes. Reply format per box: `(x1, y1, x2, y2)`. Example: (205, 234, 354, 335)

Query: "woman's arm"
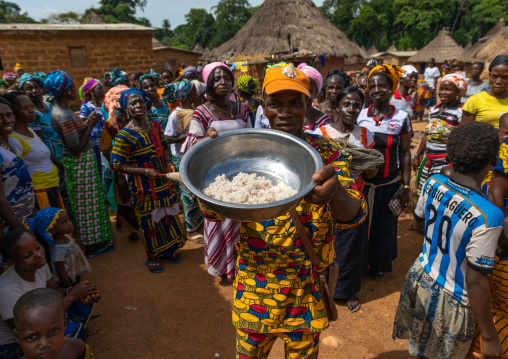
(68, 113, 99, 156)
(117, 164, 160, 180)
(395, 134, 412, 207)
(488, 171, 508, 208)
(164, 134, 187, 144)
(461, 110, 475, 123)
(412, 136, 427, 171)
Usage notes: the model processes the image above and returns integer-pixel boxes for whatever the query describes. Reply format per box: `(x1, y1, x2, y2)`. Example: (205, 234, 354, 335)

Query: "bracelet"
(402, 185, 411, 190)
(65, 287, 73, 296)
(144, 168, 148, 177)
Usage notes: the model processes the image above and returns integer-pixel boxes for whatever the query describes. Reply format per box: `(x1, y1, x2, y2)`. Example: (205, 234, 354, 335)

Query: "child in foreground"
(392, 122, 504, 359)
(13, 288, 94, 359)
(29, 208, 91, 288)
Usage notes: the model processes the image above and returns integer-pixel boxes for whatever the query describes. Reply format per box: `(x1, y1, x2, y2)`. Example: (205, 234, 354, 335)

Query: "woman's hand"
(166, 163, 176, 173)
(394, 188, 411, 209)
(145, 168, 160, 180)
(304, 166, 339, 206)
(87, 112, 100, 127)
(412, 155, 421, 171)
(205, 127, 218, 139)
(473, 335, 503, 358)
(363, 168, 378, 179)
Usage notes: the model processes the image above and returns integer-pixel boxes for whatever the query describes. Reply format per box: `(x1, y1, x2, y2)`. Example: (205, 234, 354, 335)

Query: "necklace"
(212, 100, 234, 118)
(129, 118, 150, 132)
(0, 141, 15, 154)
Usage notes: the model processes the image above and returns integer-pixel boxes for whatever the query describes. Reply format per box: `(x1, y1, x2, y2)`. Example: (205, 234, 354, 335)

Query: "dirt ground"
(85, 122, 428, 359)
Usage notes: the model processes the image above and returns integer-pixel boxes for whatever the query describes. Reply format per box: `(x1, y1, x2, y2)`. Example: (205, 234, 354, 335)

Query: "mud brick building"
(0, 23, 162, 89)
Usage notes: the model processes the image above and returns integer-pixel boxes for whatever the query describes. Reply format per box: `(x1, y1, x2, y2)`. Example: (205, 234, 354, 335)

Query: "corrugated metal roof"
(372, 51, 418, 58)
(153, 46, 203, 55)
(0, 23, 158, 33)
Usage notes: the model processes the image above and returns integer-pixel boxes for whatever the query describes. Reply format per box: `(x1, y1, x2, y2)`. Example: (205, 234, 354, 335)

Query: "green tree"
(99, 0, 147, 11)
(40, 11, 82, 24)
(0, 1, 36, 23)
(211, 0, 253, 47)
(84, 0, 151, 26)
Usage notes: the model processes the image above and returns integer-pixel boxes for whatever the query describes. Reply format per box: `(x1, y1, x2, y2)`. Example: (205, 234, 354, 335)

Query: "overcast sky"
(18, 0, 325, 29)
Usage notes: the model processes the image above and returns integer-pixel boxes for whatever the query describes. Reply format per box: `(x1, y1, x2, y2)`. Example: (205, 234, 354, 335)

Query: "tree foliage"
(41, 11, 82, 24)
(0, 1, 36, 23)
(83, 0, 151, 27)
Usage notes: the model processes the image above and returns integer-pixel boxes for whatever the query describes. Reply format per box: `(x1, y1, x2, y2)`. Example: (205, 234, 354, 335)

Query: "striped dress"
(183, 103, 252, 281)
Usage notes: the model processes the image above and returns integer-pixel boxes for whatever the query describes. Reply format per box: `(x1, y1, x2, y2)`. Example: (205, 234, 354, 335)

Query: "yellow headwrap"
(14, 63, 24, 73)
(367, 65, 405, 96)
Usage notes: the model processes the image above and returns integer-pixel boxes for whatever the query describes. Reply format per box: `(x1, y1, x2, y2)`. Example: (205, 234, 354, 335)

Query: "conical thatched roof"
(366, 45, 378, 56)
(464, 42, 472, 50)
(458, 18, 506, 63)
(387, 44, 397, 52)
(193, 43, 204, 53)
(207, 0, 363, 63)
(81, 10, 106, 24)
(152, 37, 163, 48)
(200, 47, 212, 63)
(408, 28, 463, 63)
(475, 27, 508, 63)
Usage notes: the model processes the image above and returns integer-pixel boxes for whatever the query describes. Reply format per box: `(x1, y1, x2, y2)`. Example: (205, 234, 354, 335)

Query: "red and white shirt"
(357, 105, 411, 184)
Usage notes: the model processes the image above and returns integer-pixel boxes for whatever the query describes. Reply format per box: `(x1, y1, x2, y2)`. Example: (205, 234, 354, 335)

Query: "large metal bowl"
(179, 128, 323, 222)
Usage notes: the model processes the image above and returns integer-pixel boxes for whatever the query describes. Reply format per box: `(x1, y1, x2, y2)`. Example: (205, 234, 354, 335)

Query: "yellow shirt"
(462, 91, 508, 128)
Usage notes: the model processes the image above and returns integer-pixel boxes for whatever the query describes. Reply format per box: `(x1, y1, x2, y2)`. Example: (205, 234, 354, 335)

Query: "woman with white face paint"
(182, 62, 252, 283)
(356, 65, 412, 281)
(312, 86, 382, 313)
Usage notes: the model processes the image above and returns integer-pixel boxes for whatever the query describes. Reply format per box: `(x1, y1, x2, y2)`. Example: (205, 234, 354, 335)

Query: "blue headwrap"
(162, 80, 193, 105)
(18, 73, 44, 90)
(44, 70, 73, 97)
(28, 207, 64, 245)
(183, 66, 198, 79)
(119, 88, 152, 112)
(105, 67, 128, 88)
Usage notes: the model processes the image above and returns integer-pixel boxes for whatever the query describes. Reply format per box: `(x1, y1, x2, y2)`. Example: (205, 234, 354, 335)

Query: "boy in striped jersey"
(393, 122, 504, 359)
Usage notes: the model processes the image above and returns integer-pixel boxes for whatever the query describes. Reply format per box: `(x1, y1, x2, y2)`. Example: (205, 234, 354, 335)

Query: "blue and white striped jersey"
(414, 174, 504, 306)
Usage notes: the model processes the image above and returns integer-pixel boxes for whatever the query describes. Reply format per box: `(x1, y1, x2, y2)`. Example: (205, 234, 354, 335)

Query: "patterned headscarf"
(79, 78, 101, 101)
(18, 73, 44, 90)
(401, 65, 418, 78)
(104, 85, 129, 122)
(202, 62, 228, 87)
(28, 207, 64, 245)
(367, 64, 404, 96)
(366, 59, 378, 69)
(349, 71, 365, 85)
(296, 64, 323, 94)
(183, 66, 198, 79)
(119, 88, 152, 112)
(3, 72, 18, 82)
(14, 63, 24, 74)
(104, 67, 128, 88)
(237, 75, 258, 95)
(441, 72, 468, 97)
(162, 79, 193, 105)
(138, 69, 160, 87)
(44, 70, 73, 97)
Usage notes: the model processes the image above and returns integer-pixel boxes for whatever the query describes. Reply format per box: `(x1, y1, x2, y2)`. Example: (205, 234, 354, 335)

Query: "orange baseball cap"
(262, 63, 310, 97)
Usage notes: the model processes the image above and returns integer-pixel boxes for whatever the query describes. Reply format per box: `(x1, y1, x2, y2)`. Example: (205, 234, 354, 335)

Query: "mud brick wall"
(152, 47, 202, 76)
(0, 32, 156, 88)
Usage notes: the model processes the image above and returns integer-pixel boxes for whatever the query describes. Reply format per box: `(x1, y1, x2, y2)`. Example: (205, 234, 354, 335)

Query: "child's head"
(499, 113, 508, 143)
(0, 230, 46, 270)
(28, 208, 73, 244)
(447, 122, 499, 175)
(13, 288, 66, 359)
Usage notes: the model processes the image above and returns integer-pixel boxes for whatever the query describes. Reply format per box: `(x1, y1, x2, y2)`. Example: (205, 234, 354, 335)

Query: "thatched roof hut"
(81, 10, 106, 24)
(458, 18, 506, 63)
(474, 27, 508, 63)
(193, 43, 204, 54)
(408, 28, 464, 63)
(206, 0, 363, 64)
(152, 37, 163, 48)
(366, 45, 379, 56)
(387, 44, 397, 52)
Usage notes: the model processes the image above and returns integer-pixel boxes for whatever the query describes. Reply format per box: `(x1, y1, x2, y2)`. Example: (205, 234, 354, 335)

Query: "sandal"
(346, 296, 361, 313)
(188, 232, 204, 244)
(166, 253, 182, 263)
(85, 243, 115, 258)
(145, 259, 165, 273)
(373, 272, 385, 280)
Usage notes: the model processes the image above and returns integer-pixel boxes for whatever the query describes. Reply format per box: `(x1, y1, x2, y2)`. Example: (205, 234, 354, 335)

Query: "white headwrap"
(401, 65, 418, 78)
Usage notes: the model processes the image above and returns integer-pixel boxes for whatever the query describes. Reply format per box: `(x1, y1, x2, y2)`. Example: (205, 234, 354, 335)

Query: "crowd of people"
(0, 52, 506, 359)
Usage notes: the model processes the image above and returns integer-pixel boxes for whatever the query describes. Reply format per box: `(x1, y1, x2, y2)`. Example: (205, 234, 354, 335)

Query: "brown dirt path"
(85, 121, 428, 358)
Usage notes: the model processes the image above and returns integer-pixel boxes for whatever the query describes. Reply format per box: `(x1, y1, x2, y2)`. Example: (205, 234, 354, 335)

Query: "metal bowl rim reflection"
(179, 128, 322, 210)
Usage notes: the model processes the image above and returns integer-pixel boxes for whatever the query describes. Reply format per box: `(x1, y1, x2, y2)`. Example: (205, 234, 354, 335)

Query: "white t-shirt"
(254, 105, 271, 129)
(163, 107, 187, 160)
(0, 265, 52, 345)
(424, 66, 441, 88)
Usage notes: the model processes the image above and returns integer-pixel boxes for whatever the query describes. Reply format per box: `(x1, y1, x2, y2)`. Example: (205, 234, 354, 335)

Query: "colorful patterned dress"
(183, 103, 252, 281)
(201, 133, 367, 358)
(149, 100, 170, 131)
(111, 121, 186, 260)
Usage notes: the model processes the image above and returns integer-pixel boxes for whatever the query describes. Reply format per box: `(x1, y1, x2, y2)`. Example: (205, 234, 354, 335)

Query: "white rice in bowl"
(203, 172, 297, 204)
